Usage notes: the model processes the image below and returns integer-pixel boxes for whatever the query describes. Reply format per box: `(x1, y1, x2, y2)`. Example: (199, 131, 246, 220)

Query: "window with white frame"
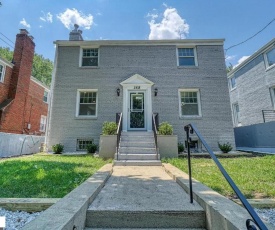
(0, 63, 5, 83)
(40, 115, 47, 132)
(270, 87, 275, 109)
(77, 139, 93, 151)
(179, 89, 201, 117)
(76, 90, 98, 117)
(232, 103, 241, 126)
(43, 90, 48, 103)
(82, 48, 98, 66)
(230, 76, 236, 89)
(265, 47, 275, 68)
(178, 48, 197, 66)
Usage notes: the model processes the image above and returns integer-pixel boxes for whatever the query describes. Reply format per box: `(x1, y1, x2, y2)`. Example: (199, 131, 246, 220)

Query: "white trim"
(79, 47, 99, 67)
(229, 75, 236, 90)
(270, 86, 275, 110)
(177, 47, 198, 67)
(40, 115, 47, 132)
(0, 61, 6, 83)
(76, 89, 98, 118)
(120, 74, 153, 131)
(0, 57, 14, 68)
(55, 39, 225, 47)
(178, 89, 202, 118)
(30, 76, 50, 90)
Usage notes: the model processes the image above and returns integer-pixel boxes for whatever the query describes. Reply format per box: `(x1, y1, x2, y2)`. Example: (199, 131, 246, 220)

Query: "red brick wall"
(0, 30, 48, 135)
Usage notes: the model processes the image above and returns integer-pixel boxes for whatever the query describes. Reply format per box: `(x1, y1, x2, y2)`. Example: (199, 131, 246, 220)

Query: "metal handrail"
(184, 123, 268, 230)
(152, 113, 159, 159)
(116, 113, 123, 161)
(262, 110, 275, 123)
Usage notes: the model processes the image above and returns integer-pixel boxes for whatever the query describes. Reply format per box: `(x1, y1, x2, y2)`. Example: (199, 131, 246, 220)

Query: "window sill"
(75, 116, 98, 120)
(230, 87, 237, 92)
(79, 66, 99, 69)
(266, 64, 275, 72)
(179, 116, 202, 120)
(177, 66, 199, 69)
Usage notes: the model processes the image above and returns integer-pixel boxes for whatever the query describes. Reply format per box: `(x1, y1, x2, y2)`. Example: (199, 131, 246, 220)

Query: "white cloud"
(57, 8, 94, 30)
(40, 12, 53, 23)
(234, 55, 250, 68)
(19, 18, 31, 30)
(225, 55, 236, 61)
(148, 7, 189, 40)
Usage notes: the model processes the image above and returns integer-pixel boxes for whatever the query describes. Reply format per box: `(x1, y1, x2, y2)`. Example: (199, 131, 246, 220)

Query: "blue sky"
(0, 0, 274, 67)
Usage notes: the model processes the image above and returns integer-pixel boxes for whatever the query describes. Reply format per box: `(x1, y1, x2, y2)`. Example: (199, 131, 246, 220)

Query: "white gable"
(120, 74, 154, 86)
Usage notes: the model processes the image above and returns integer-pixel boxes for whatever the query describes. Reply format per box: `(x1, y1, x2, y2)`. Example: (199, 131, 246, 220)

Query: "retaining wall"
(0, 132, 44, 157)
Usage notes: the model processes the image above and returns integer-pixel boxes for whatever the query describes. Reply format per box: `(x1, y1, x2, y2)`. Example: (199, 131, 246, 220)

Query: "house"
(228, 38, 275, 153)
(47, 25, 235, 154)
(0, 29, 49, 135)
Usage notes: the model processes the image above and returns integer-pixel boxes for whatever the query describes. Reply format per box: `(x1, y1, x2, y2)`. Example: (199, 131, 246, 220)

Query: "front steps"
(114, 132, 161, 166)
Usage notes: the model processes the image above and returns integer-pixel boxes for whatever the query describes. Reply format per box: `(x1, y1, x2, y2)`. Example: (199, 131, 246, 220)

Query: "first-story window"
(77, 139, 93, 151)
(232, 103, 241, 126)
(76, 89, 98, 117)
(40, 115, 47, 132)
(179, 89, 202, 117)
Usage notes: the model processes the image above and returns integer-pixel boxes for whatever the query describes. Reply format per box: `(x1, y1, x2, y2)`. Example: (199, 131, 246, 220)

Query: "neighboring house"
(0, 29, 49, 135)
(47, 25, 235, 152)
(228, 38, 275, 153)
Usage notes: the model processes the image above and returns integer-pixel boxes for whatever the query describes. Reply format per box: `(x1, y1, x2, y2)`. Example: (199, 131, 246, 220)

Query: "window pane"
(267, 48, 275, 66)
(79, 104, 96, 115)
(179, 57, 195, 66)
(182, 104, 199, 115)
(82, 57, 98, 66)
(178, 48, 194, 56)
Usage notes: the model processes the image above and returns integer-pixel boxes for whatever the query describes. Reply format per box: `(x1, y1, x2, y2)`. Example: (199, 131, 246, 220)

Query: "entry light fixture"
(117, 88, 120, 96)
(154, 88, 158, 96)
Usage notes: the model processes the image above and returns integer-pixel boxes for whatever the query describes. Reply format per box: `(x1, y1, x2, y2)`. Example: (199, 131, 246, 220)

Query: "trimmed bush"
(102, 121, 118, 135)
(52, 143, 64, 154)
(218, 142, 233, 153)
(158, 122, 173, 135)
(86, 143, 97, 154)
(178, 142, 184, 153)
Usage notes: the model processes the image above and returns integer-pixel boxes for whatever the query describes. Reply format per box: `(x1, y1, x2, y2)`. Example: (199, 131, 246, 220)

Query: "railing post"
(262, 110, 265, 123)
(184, 125, 193, 204)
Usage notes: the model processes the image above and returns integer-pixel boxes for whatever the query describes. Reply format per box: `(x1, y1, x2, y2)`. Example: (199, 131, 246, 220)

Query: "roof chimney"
(69, 24, 83, 41)
(20, 29, 29, 35)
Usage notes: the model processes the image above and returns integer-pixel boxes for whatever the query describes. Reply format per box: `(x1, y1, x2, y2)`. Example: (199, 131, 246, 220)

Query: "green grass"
(163, 155, 275, 199)
(0, 154, 111, 198)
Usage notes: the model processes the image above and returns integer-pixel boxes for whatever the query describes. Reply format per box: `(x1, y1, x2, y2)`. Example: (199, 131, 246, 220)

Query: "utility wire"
(0, 37, 14, 49)
(225, 18, 275, 52)
(0, 32, 15, 44)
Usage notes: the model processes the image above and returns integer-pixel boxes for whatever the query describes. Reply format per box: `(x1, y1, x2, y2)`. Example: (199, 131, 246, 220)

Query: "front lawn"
(164, 155, 275, 199)
(0, 154, 111, 198)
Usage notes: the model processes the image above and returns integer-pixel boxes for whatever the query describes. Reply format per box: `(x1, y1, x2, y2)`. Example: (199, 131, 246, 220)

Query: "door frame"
(120, 74, 154, 132)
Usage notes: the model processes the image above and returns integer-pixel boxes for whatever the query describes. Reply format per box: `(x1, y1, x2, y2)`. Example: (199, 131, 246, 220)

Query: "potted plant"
(157, 122, 178, 159)
(99, 121, 118, 159)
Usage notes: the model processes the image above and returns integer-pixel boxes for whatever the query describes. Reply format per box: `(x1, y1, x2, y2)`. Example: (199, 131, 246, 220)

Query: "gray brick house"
(46, 26, 235, 153)
(228, 38, 275, 153)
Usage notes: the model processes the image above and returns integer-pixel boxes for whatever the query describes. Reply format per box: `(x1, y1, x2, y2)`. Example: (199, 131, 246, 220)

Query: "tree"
(226, 63, 233, 73)
(0, 47, 53, 86)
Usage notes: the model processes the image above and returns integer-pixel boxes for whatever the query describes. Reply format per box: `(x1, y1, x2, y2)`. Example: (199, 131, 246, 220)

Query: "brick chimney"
(69, 24, 83, 41)
(8, 29, 35, 99)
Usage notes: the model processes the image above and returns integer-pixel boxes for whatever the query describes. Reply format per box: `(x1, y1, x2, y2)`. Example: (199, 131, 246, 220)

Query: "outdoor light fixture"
(117, 88, 120, 96)
(154, 88, 158, 96)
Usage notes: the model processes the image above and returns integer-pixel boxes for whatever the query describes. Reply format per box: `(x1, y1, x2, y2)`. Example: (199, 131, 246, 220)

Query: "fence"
(0, 132, 45, 158)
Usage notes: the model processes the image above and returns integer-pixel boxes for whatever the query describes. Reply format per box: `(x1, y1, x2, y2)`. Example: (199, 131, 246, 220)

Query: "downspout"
(45, 45, 58, 151)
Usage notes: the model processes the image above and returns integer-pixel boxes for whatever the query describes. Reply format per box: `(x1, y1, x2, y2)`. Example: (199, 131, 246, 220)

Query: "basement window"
(77, 139, 93, 151)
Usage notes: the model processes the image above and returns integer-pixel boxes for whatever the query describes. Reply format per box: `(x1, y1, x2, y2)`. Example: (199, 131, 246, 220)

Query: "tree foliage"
(0, 47, 53, 86)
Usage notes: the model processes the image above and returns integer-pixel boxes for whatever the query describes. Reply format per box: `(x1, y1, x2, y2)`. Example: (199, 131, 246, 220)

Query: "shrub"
(87, 143, 97, 154)
(158, 122, 173, 135)
(178, 142, 184, 153)
(52, 143, 64, 154)
(102, 121, 118, 135)
(218, 142, 233, 153)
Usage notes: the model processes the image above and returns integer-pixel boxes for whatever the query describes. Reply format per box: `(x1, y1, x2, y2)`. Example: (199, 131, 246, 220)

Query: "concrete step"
(113, 160, 162, 166)
(86, 228, 206, 230)
(120, 141, 156, 148)
(120, 136, 155, 142)
(116, 153, 158, 160)
(119, 147, 156, 154)
(121, 132, 154, 136)
(86, 210, 205, 228)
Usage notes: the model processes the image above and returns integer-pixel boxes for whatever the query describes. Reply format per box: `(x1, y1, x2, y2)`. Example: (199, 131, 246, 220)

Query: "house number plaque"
(134, 86, 140, 89)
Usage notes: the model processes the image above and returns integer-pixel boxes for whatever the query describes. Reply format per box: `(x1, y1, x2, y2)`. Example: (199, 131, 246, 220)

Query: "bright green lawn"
(164, 156, 275, 199)
(0, 154, 111, 198)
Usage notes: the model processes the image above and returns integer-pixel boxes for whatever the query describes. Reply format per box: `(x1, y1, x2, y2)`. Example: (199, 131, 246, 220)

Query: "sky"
(0, 0, 274, 67)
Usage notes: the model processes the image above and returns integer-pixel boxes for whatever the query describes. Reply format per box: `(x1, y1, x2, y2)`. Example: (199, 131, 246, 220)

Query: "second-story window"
(230, 76, 236, 89)
(82, 48, 98, 66)
(43, 90, 48, 103)
(0, 63, 5, 83)
(265, 47, 275, 68)
(178, 48, 197, 66)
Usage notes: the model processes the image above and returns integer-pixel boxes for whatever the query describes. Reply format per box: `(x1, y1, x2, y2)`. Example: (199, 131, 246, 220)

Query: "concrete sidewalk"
(86, 166, 205, 228)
